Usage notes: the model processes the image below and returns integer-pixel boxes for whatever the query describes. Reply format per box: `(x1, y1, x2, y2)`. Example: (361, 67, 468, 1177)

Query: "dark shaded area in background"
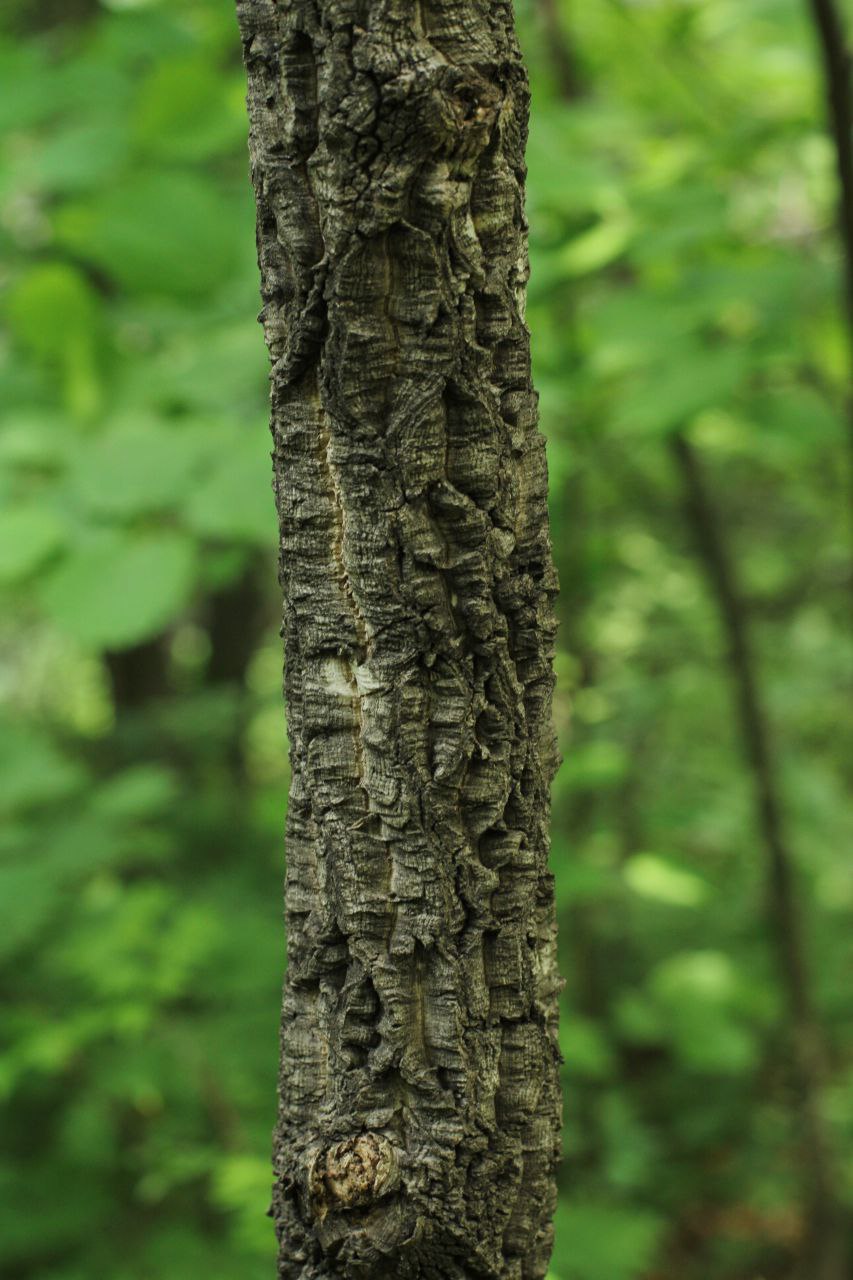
(0, 1, 851, 1278)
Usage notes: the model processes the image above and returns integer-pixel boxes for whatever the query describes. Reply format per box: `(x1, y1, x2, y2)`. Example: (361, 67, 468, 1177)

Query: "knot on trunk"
(309, 1133, 397, 1219)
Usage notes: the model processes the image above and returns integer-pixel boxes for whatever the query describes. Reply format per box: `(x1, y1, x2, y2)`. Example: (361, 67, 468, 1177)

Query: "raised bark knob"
(309, 1133, 398, 1220)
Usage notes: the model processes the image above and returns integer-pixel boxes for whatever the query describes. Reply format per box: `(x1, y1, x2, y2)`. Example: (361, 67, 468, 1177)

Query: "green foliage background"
(1, 1, 851, 1277)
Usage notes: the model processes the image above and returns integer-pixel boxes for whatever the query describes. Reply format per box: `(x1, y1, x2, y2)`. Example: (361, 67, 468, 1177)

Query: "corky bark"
(237, 3, 561, 1277)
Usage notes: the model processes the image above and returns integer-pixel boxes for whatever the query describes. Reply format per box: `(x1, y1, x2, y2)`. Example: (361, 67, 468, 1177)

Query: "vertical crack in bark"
(238, 1, 561, 1276)
(316, 402, 371, 658)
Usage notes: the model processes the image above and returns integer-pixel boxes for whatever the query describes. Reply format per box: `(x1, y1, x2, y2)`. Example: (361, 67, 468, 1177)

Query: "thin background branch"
(672, 433, 848, 1280)
(807, 0, 853, 608)
(535, 0, 583, 100)
(808, 0, 853, 343)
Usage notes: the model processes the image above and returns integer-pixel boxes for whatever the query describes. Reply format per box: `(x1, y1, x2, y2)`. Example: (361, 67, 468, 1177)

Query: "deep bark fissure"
(237, 2, 561, 1277)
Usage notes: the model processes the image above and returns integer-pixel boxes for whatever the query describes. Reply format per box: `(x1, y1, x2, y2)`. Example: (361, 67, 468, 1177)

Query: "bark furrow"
(237, 2, 561, 1275)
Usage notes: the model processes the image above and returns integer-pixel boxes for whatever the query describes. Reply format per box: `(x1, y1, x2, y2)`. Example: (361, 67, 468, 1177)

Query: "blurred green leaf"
(557, 739, 629, 790)
(6, 262, 98, 360)
(69, 417, 206, 518)
(5, 262, 102, 416)
(649, 952, 758, 1073)
(651, 950, 737, 1006)
(55, 172, 239, 298)
(92, 764, 179, 820)
(0, 723, 85, 815)
(30, 123, 127, 194)
(0, 44, 55, 131)
(133, 57, 245, 161)
(624, 853, 710, 907)
(39, 529, 196, 648)
(209, 1155, 274, 1255)
(612, 344, 749, 437)
(186, 429, 275, 544)
(553, 857, 615, 909)
(561, 214, 633, 277)
(552, 1202, 663, 1280)
(0, 865, 62, 956)
(560, 1012, 615, 1080)
(0, 503, 65, 582)
(0, 412, 70, 471)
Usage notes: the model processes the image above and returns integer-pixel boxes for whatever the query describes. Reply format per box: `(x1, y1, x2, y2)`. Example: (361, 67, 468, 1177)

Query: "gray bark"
(236, 2, 561, 1276)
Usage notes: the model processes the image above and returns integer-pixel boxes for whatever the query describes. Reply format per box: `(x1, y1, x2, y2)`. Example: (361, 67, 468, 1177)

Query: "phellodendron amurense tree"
(237, 2, 562, 1275)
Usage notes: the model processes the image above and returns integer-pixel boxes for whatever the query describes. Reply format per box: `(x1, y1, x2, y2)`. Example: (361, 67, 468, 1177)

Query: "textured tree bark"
(236, 3, 561, 1276)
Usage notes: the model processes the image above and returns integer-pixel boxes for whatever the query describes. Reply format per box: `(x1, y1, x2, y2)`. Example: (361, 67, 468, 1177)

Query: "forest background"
(1, 1, 852, 1278)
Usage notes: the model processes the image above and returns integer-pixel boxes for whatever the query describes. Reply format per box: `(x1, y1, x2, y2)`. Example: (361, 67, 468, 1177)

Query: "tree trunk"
(236, 3, 561, 1276)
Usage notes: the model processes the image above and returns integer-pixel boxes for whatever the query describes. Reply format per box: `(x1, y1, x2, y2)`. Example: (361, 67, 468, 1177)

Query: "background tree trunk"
(237, 2, 561, 1276)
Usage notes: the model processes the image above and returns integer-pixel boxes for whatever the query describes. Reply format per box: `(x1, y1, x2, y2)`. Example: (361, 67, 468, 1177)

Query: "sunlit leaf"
(560, 215, 633, 277)
(650, 950, 737, 1006)
(5, 262, 102, 416)
(624, 853, 710, 907)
